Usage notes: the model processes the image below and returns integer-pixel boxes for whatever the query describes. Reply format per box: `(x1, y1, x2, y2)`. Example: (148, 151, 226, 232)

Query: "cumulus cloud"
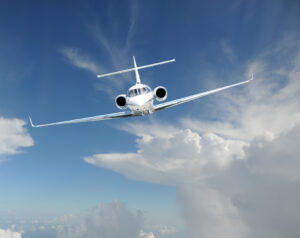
(56, 201, 144, 238)
(246, 125, 300, 180)
(158, 226, 176, 236)
(0, 117, 33, 161)
(0, 228, 22, 238)
(84, 126, 247, 186)
(84, 37, 300, 237)
(84, 124, 250, 237)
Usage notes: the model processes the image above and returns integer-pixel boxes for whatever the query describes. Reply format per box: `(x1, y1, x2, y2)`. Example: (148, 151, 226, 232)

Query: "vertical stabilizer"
(133, 56, 141, 84)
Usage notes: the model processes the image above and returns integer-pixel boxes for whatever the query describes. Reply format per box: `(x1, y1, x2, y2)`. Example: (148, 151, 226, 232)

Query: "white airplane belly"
(127, 99, 154, 115)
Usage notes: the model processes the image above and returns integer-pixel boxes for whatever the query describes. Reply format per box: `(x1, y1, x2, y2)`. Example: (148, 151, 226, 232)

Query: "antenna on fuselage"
(96, 57, 176, 82)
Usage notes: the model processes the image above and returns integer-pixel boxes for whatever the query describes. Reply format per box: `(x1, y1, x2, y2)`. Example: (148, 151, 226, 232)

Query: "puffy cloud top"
(0, 117, 33, 161)
(57, 201, 144, 238)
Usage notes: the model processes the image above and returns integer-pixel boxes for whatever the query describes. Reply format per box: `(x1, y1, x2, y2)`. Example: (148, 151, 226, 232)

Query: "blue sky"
(0, 0, 300, 238)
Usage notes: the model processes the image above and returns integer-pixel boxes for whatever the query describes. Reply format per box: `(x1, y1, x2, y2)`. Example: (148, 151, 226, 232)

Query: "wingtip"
(29, 116, 35, 127)
(133, 56, 137, 65)
(246, 72, 254, 83)
(250, 72, 254, 81)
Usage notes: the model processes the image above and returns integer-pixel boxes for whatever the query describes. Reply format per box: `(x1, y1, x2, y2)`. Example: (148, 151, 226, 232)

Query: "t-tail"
(133, 56, 141, 84)
(97, 57, 175, 84)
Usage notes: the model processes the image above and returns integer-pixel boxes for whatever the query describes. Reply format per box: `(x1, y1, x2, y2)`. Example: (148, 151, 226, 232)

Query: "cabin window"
(143, 87, 150, 93)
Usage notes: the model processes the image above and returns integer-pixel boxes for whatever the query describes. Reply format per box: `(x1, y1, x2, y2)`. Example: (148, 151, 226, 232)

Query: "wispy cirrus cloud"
(87, 0, 139, 68)
(60, 48, 101, 75)
(220, 39, 236, 62)
(60, 2, 140, 95)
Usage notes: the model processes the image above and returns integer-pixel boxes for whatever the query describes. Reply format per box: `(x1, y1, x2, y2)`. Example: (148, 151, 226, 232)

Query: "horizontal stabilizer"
(97, 58, 175, 78)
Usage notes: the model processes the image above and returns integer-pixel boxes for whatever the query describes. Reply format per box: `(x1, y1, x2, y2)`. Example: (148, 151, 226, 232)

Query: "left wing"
(154, 76, 253, 112)
(29, 111, 137, 128)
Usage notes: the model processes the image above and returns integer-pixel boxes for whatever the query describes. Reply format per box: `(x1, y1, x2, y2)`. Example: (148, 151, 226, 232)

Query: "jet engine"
(154, 86, 167, 101)
(115, 94, 127, 110)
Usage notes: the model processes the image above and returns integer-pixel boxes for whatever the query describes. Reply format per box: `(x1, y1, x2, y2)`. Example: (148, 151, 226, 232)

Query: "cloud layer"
(0, 228, 22, 238)
(84, 36, 300, 237)
(56, 201, 146, 238)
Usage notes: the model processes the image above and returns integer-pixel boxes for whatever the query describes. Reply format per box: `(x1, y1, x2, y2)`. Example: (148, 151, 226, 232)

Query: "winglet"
(250, 72, 254, 81)
(29, 116, 36, 128)
(133, 56, 141, 84)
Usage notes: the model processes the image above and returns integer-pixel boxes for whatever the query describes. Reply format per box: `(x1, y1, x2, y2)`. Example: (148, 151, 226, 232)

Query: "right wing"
(154, 76, 253, 112)
(29, 111, 138, 128)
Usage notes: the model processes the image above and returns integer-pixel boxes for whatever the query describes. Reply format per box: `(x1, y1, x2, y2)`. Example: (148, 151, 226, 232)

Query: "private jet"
(30, 57, 253, 127)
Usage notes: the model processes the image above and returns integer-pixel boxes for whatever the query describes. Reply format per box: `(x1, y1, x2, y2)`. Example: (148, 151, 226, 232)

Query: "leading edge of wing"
(29, 111, 137, 128)
(154, 76, 253, 112)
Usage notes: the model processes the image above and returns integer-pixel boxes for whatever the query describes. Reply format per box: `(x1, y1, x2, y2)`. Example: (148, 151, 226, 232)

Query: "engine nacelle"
(154, 86, 167, 102)
(115, 94, 127, 110)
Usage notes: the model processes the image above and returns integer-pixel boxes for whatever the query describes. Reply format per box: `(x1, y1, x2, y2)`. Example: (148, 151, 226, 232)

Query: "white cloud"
(61, 3, 140, 96)
(158, 226, 176, 236)
(139, 230, 155, 238)
(88, 1, 138, 70)
(60, 46, 124, 96)
(178, 185, 248, 238)
(56, 201, 145, 238)
(84, 36, 300, 237)
(0, 117, 33, 161)
(60, 47, 101, 75)
(84, 124, 247, 186)
(0, 228, 22, 238)
(182, 55, 300, 143)
(84, 124, 250, 237)
(246, 125, 300, 180)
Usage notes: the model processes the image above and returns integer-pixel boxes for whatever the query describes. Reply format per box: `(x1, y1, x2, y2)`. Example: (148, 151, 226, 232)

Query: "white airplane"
(30, 57, 253, 128)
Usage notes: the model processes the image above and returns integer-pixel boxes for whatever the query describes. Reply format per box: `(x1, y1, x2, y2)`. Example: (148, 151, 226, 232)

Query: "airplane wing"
(154, 76, 253, 112)
(29, 111, 137, 128)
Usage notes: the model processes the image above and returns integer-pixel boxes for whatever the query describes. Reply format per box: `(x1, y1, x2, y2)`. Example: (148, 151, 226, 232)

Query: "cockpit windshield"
(127, 87, 151, 97)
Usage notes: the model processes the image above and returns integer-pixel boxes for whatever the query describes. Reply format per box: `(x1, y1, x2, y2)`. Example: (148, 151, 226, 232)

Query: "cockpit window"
(127, 87, 151, 97)
(142, 87, 150, 94)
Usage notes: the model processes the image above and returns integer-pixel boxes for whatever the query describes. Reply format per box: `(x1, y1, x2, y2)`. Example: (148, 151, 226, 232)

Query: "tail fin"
(133, 56, 141, 84)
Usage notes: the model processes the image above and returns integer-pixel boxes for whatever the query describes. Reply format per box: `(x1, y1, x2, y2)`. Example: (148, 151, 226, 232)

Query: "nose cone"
(136, 98, 147, 106)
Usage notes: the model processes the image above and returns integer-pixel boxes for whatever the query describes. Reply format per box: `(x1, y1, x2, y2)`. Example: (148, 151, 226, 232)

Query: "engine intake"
(115, 94, 127, 110)
(154, 86, 167, 101)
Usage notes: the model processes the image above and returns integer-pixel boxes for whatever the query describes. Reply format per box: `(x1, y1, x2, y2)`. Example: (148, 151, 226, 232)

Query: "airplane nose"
(137, 100, 145, 106)
(137, 97, 151, 106)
